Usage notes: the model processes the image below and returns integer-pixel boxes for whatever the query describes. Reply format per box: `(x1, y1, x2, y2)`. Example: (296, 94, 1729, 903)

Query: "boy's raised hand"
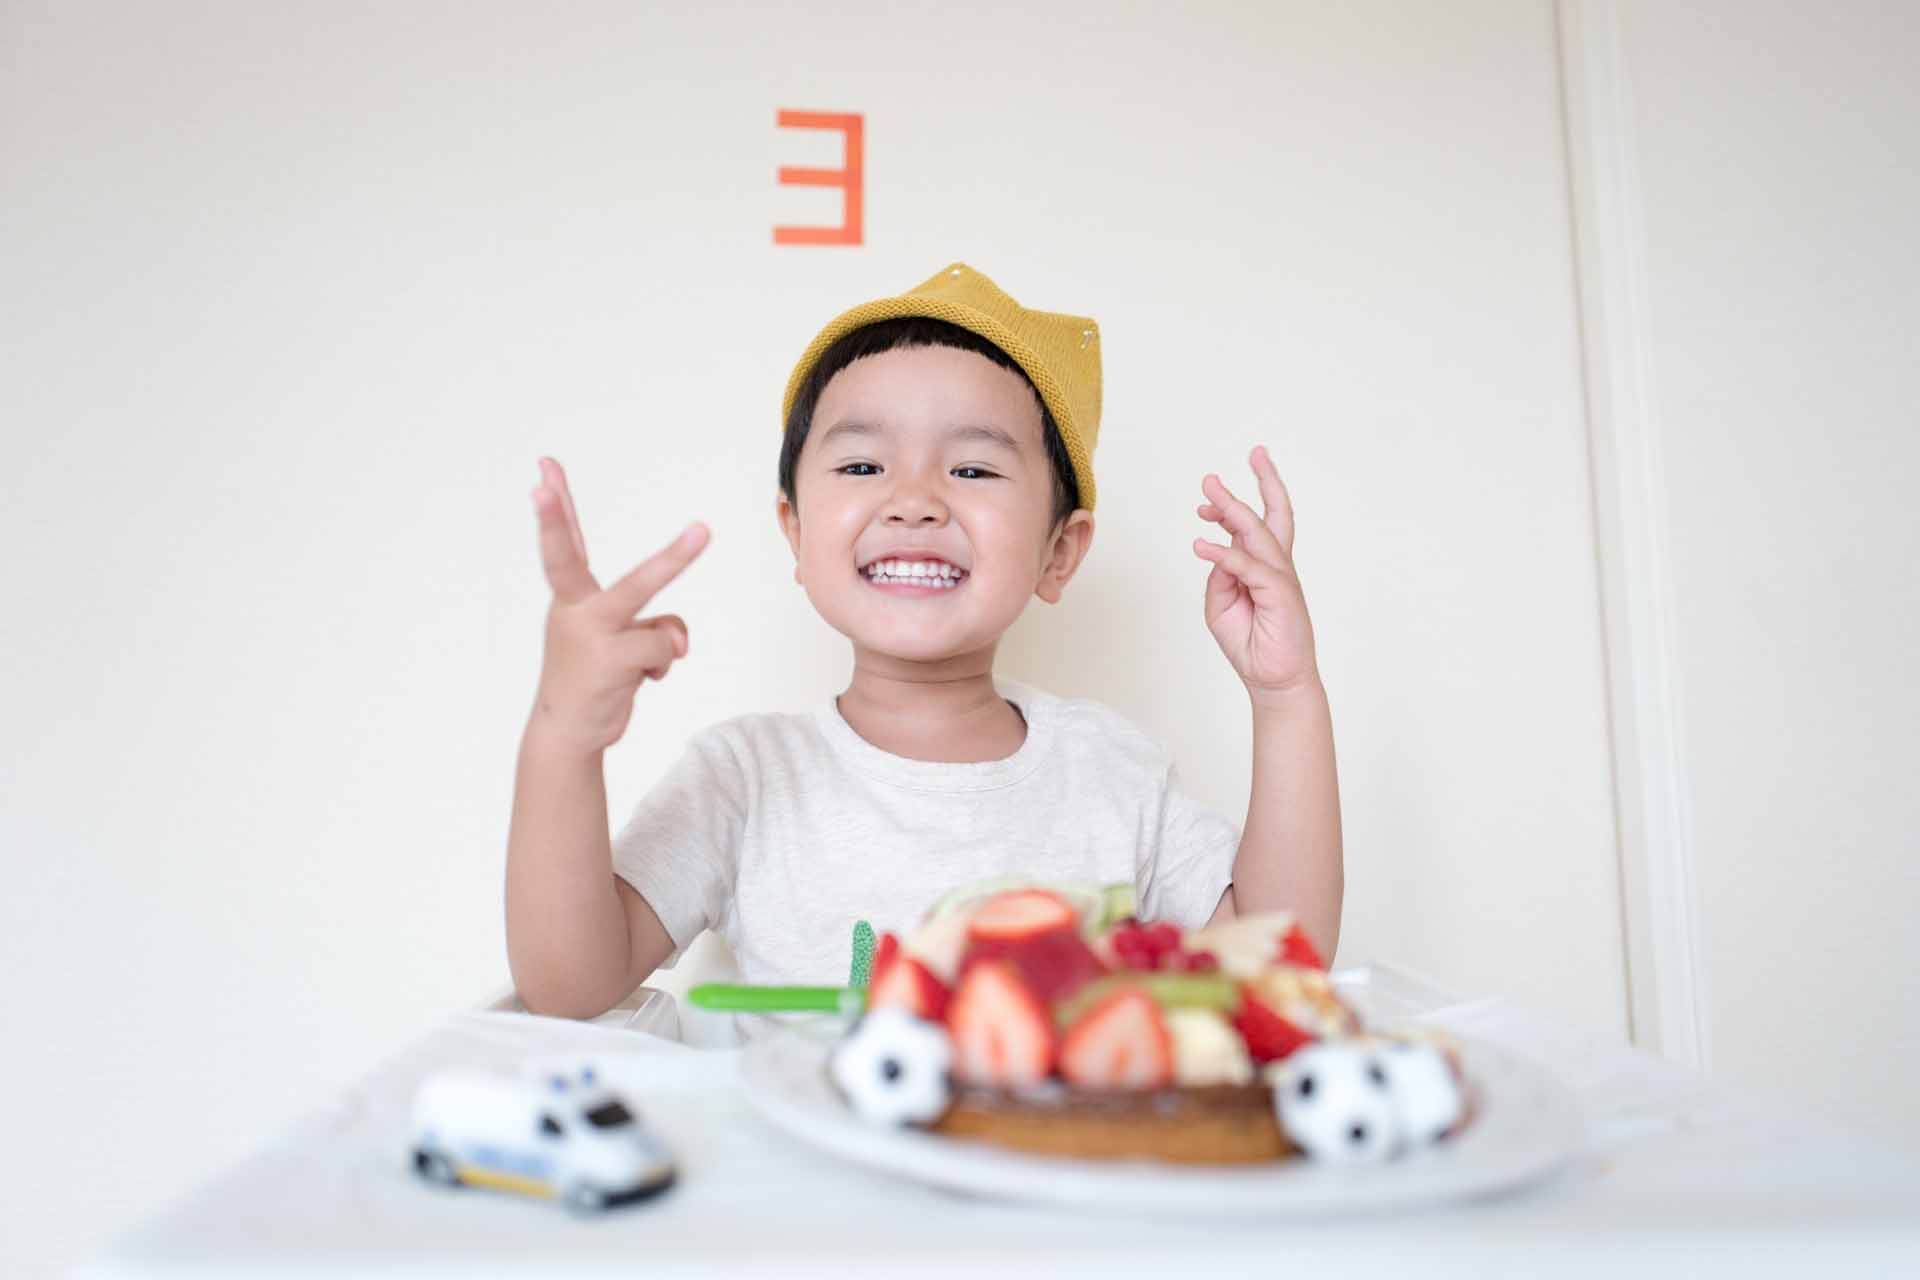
(529, 457, 709, 755)
(1192, 445, 1320, 702)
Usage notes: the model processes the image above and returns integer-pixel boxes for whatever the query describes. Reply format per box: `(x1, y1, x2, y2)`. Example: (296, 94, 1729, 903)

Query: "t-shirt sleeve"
(609, 726, 746, 950)
(1138, 758, 1241, 928)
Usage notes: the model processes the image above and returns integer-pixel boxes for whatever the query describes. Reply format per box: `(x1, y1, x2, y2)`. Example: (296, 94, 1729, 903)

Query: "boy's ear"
(775, 491, 802, 584)
(1035, 509, 1095, 605)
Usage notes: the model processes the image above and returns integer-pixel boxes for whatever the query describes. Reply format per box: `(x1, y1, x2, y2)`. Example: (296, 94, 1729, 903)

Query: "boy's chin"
(843, 620, 1005, 668)
(812, 590, 1024, 664)
(853, 636, 980, 665)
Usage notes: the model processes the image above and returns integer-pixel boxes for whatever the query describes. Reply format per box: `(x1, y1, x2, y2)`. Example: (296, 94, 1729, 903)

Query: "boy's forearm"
(504, 723, 633, 1017)
(1229, 678, 1345, 959)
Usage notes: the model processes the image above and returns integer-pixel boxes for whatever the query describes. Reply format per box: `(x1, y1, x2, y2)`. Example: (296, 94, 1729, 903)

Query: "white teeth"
(863, 559, 966, 582)
(863, 558, 966, 588)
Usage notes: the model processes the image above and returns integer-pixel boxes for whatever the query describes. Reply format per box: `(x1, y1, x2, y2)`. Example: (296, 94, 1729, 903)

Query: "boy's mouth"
(859, 558, 969, 594)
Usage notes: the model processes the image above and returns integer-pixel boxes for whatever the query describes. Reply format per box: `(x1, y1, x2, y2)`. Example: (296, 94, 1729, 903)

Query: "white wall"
(1617, 0, 1920, 1139)
(2, 1, 1631, 1270)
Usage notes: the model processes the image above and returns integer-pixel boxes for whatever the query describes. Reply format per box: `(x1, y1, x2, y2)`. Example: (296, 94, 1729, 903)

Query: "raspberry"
(1144, 922, 1182, 956)
(1111, 932, 1153, 970)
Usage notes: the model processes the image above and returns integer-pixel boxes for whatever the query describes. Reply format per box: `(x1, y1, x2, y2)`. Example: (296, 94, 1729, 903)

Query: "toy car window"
(584, 1101, 634, 1129)
(539, 1114, 564, 1137)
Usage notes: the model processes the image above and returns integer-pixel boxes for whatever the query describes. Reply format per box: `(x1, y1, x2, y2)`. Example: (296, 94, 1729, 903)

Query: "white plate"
(740, 1021, 1586, 1217)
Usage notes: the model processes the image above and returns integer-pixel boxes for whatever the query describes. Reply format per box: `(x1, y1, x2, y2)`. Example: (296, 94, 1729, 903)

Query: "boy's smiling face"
(777, 343, 1094, 668)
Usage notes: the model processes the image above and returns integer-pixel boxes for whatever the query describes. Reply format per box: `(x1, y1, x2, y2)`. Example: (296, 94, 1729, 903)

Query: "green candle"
(688, 983, 866, 1015)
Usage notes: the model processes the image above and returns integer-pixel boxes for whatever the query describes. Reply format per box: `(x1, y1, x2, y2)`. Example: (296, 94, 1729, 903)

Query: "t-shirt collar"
(812, 677, 1054, 792)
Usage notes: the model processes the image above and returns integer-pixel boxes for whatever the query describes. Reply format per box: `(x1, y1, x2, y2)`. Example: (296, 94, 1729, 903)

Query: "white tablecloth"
(84, 974, 1920, 1278)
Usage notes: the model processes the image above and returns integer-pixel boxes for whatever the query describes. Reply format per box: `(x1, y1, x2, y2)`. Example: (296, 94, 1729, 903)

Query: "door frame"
(1554, 0, 1708, 1068)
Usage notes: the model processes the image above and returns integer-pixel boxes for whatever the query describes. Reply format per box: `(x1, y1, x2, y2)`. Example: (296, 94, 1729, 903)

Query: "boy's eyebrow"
(819, 419, 1023, 453)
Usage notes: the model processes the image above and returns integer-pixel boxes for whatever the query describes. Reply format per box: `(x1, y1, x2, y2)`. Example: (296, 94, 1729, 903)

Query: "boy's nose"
(882, 484, 948, 524)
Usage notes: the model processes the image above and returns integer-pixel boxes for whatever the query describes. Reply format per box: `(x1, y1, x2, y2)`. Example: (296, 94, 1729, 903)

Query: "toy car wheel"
(563, 1181, 609, 1214)
(412, 1147, 459, 1187)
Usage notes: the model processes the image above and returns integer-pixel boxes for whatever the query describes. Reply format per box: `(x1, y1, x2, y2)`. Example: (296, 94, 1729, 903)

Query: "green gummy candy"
(849, 919, 877, 989)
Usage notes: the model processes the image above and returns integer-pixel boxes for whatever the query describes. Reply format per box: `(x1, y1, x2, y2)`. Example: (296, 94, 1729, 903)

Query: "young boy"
(505, 262, 1343, 1021)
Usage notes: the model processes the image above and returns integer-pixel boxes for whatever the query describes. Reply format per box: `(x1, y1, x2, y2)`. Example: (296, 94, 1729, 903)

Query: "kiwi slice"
(1055, 973, 1238, 1028)
(1095, 882, 1136, 931)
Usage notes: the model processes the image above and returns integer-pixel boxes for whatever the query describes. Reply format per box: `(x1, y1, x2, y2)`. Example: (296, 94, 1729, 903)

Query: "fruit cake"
(826, 880, 1470, 1165)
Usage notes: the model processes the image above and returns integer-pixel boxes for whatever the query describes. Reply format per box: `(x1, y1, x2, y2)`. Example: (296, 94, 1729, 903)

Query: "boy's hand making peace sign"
(529, 457, 709, 755)
(1192, 445, 1320, 703)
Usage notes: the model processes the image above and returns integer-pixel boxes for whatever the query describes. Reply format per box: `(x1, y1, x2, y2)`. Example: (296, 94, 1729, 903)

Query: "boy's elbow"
(510, 963, 618, 1021)
(518, 985, 614, 1021)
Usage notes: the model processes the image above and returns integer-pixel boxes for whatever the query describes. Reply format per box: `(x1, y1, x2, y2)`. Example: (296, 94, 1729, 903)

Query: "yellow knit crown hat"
(779, 262, 1102, 511)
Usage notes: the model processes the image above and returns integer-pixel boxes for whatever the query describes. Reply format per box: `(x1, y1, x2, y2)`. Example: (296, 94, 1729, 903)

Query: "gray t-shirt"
(610, 677, 1240, 989)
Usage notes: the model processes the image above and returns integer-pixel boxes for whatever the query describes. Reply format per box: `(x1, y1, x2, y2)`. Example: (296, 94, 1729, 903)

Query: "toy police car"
(408, 1064, 675, 1212)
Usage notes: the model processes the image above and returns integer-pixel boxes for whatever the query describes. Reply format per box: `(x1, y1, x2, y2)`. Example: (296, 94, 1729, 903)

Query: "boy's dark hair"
(779, 316, 1081, 531)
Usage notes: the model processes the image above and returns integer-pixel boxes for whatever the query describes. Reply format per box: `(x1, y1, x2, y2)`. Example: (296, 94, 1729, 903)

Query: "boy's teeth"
(864, 559, 967, 585)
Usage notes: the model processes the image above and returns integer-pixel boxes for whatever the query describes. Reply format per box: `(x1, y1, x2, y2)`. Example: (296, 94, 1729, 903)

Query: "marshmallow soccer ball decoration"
(1269, 1041, 1405, 1164)
(829, 1008, 955, 1126)
(1376, 1038, 1466, 1145)
(1270, 1037, 1468, 1164)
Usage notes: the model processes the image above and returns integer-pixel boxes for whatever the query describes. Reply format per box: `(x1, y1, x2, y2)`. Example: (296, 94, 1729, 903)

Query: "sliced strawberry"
(961, 924, 1109, 1004)
(965, 889, 1077, 943)
(1231, 984, 1315, 1063)
(1277, 923, 1325, 971)
(947, 960, 1056, 1087)
(871, 931, 901, 985)
(866, 947, 950, 1021)
(1059, 987, 1173, 1089)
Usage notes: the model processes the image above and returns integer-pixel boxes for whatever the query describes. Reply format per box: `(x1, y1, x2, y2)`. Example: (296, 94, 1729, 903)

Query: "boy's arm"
(505, 724, 677, 1017)
(1209, 680, 1344, 958)
(1190, 447, 1344, 957)
(508, 458, 708, 1018)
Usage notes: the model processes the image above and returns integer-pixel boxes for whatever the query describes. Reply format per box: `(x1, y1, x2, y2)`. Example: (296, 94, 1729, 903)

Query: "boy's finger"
(1197, 503, 1250, 564)
(541, 457, 590, 561)
(533, 485, 601, 603)
(629, 613, 689, 659)
(1193, 536, 1292, 610)
(612, 624, 680, 678)
(597, 522, 711, 621)
(1201, 473, 1288, 567)
(1203, 558, 1242, 619)
(1250, 446, 1297, 554)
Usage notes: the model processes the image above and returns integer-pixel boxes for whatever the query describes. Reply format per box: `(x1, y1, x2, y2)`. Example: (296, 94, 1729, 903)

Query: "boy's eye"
(836, 463, 879, 476)
(952, 467, 999, 480)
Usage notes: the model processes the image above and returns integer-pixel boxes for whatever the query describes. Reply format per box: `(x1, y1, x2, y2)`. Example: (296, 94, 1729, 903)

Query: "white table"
(83, 967, 1920, 1277)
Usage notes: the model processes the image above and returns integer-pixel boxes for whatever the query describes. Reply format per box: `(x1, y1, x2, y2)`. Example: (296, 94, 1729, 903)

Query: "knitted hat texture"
(779, 262, 1101, 511)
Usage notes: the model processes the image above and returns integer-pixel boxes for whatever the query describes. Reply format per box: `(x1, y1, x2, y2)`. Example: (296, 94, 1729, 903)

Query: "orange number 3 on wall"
(774, 110, 864, 246)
